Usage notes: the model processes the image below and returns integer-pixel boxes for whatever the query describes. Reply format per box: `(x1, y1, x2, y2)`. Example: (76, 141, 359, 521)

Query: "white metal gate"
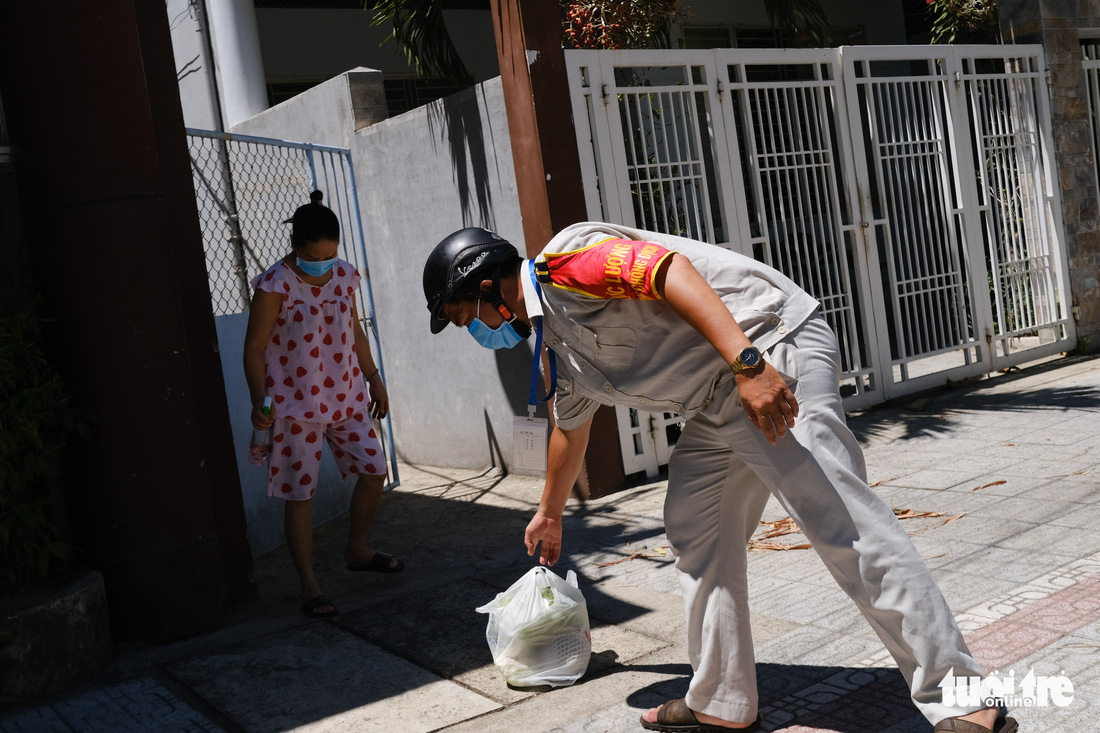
(566, 45, 1075, 477)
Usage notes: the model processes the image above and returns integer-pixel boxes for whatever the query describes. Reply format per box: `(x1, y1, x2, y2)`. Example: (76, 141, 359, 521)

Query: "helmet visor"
(429, 302, 451, 334)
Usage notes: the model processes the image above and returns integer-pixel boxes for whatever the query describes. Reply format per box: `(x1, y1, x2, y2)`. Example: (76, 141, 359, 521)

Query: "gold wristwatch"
(729, 346, 763, 374)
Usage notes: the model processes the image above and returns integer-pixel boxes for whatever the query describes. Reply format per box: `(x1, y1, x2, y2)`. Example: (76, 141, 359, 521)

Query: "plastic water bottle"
(248, 396, 273, 466)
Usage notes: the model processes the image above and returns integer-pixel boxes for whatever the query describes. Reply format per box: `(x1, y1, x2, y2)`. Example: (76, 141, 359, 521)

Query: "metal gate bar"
(723, 52, 872, 403)
(963, 52, 1068, 360)
(842, 45, 1073, 398)
(858, 66, 978, 378)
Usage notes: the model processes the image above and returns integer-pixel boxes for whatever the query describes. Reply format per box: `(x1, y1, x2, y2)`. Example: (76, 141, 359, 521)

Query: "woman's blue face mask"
(297, 256, 337, 277)
(468, 299, 525, 350)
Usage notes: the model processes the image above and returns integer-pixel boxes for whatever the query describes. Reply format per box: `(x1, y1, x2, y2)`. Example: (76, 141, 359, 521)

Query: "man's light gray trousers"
(664, 315, 987, 725)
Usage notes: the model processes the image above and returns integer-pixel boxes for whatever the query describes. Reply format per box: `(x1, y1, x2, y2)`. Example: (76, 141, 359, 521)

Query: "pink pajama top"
(251, 259, 370, 423)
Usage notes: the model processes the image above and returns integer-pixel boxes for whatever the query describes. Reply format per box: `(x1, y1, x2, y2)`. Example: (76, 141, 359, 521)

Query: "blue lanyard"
(528, 259, 557, 415)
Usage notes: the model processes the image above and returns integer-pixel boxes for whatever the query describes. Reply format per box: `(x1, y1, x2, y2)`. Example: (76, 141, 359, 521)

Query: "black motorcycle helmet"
(424, 227, 523, 334)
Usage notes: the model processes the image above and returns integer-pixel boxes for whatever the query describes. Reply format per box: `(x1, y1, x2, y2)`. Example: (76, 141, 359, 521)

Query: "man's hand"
(657, 253, 799, 446)
(524, 511, 563, 566)
(735, 362, 798, 445)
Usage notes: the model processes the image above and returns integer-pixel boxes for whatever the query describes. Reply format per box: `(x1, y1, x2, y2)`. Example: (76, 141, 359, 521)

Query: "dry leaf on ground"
(1045, 469, 1090, 479)
(594, 545, 671, 567)
(904, 511, 966, 536)
(746, 506, 965, 551)
(892, 507, 946, 520)
(754, 517, 801, 540)
(748, 517, 809, 551)
(749, 541, 812, 552)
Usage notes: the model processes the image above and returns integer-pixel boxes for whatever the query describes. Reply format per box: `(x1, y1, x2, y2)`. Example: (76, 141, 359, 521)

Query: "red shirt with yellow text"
(541, 238, 674, 300)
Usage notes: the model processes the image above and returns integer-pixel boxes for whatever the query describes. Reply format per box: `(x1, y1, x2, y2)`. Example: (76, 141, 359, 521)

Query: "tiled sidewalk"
(2, 354, 1098, 732)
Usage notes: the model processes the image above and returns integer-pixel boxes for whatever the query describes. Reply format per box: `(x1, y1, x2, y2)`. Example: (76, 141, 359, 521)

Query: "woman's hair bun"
(287, 191, 339, 247)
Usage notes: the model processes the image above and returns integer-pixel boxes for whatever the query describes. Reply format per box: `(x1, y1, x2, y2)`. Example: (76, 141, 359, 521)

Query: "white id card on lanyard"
(513, 260, 556, 474)
(513, 416, 548, 472)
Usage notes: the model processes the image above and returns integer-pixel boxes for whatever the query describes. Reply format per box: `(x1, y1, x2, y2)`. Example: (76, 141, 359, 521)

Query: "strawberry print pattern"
(265, 413, 386, 500)
(250, 260, 370, 422)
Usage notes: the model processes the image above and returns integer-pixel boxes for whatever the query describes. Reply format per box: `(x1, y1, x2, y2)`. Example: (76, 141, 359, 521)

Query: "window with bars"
(680, 27, 733, 49)
(383, 78, 462, 117)
(267, 80, 327, 107)
(681, 25, 866, 51)
(266, 77, 460, 118)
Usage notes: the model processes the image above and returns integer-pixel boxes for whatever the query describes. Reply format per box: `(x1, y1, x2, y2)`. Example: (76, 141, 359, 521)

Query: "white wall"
(233, 72, 534, 471)
(168, 0, 222, 129)
(228, 68, 362, 149)
(349, 78, 537, 471)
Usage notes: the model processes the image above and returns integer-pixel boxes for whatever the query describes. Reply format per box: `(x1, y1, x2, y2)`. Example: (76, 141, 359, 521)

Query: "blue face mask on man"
(297, 256, 338, 277)
(468, 299, 525, 350)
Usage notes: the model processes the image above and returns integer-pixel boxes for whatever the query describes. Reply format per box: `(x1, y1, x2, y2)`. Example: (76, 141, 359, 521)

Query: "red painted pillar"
(489, 0, 626, 497)
(0, 1, 254, 640)
(489, 0, 588, 247)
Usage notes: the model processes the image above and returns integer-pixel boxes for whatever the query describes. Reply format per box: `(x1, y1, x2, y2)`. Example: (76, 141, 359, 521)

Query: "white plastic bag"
(475, 566, 592, 687)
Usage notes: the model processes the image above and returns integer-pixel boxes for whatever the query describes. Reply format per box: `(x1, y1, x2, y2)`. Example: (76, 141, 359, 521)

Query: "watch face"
(740, 347, 761, 368)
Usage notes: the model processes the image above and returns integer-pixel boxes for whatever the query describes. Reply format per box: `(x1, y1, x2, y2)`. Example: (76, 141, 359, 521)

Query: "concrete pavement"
(3, 353, 1099, 732)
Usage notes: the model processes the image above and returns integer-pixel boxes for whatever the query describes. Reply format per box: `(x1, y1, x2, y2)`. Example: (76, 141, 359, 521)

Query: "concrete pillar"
(349, 69, 390, 131)
(1000, 0, 1100, 351)
(167, 0, 224, 130)
(208, 0, 269, 127)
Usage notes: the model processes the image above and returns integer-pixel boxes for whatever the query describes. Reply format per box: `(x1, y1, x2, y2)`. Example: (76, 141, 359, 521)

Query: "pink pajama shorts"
(266, 410, 386, 501)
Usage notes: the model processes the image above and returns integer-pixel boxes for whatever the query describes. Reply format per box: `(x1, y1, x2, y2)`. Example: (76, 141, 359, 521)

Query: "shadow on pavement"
(166, 469, 676, 724)
(626, 662, 926, 732)
(849, 355, 1100, 444)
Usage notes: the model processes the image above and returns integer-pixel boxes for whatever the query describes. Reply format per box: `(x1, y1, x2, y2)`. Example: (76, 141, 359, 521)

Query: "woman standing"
(244, 191, 402, 619)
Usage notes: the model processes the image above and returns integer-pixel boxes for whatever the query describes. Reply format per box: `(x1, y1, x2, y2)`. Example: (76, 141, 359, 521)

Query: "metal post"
(344, 149, 401, 487)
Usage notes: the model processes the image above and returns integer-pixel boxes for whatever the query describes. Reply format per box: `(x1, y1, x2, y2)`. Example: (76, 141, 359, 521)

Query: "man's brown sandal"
(934, 715, 1019, 733)
(639, 699, 760, 732)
